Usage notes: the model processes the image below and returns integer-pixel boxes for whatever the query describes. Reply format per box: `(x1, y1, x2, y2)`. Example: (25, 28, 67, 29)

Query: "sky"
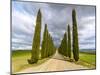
(12, 1, 96, 50)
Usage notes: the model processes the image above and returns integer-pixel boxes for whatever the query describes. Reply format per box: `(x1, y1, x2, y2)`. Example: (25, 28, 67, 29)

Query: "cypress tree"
(68, 24, 71, 58)
(64, 33, 68, 57)
(58, 38, 63, 54)
(47, 33, 51, 57)
(49, 34, 56, 56)
(41, 24, 55, 58)
(46, 27, 55, 57)
(41, 24, 47, 58)
(28, 9, 42, 64)
(72, 9, 79, 61)
(45, 26, 49, 57)
(58, 36, 63, 55)
(58, 32, 68, 57)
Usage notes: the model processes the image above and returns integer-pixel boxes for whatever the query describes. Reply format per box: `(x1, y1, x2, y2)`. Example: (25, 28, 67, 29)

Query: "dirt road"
(17, 51, 88, 73)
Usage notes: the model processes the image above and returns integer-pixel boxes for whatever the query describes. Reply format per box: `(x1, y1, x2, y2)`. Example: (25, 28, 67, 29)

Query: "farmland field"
(12, 50, 50, 73)
(78, 51, 96, 68)
(12, 50, 96, 74)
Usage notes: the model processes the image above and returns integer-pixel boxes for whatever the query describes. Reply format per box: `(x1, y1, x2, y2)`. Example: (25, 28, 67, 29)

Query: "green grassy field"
(12, 50, 96, 73)
(12, 50, 50, 73)
(77, 52, 96, 68)
(64, 51, 96, 68)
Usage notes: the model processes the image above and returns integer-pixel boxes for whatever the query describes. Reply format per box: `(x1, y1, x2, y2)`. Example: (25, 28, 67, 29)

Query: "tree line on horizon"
(28, 8, 79, 64)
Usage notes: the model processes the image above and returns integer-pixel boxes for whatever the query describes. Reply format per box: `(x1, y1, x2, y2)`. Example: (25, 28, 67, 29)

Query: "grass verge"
(12, 50, 50, 73)
(76, 52, 96, 68)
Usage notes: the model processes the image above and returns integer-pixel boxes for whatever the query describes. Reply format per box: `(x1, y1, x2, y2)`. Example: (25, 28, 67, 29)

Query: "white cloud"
(12, 9, 36, 34)
(79, 43, 95, 49)
(78, 15, 95, 49)
(12, 38, 23, 43)
(12, 1, 96, 50)
(12, 45, 32, 50)
(12, 2, 37, 50)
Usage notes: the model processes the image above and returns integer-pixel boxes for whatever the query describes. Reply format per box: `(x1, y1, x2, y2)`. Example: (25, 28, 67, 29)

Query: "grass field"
(77, 52, 96, 68)
(12, 50, 50, 73)
(12, 50, 96, 73)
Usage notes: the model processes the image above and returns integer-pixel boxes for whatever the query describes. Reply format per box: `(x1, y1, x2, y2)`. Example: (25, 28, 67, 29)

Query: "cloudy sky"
(12, 1, 96, 50)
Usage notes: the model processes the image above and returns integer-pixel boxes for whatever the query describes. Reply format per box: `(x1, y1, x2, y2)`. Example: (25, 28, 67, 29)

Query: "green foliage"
(41, 24, 56, 58)
(58, 32, 68, 57)
(28, 9, 42, 64)
(27, 8, 79, 64)
(68, 25, 71, 58)
(48, 33, 56, 56)
(41, 24, 47, 58)
(58, 9, 79, 61)
(72, 9, 79, 61)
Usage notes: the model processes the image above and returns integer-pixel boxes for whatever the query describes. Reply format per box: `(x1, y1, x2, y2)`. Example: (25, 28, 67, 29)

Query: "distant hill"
(12, 49, 96, 55)
(80, 49, 96, 54)
(12, 49, 31, 51)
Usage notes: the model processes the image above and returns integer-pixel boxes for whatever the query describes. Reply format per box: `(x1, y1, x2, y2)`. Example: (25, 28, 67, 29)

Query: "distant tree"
(28, 9, 42, 64)
(46, 26, 56, 57)
(41, 24, 47, 58)
(58, 32, 68, 57)
(45, 25, 49, 57)
(47, 33, 51, 57)
(41, 24, 55, 58)
(68, 24, 71, 58)
(72, 9, 79, 61)
(48, 34, 56, 56)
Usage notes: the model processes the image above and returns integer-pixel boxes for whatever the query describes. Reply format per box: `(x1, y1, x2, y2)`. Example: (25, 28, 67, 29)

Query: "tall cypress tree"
(28, 9, 42, 64)
(58, 32, 68, 57)
(47, 33, 51, 57)
(51, 36, 56, 55)
(64, 32, 68, 57)
(41, 24, 47, 58)
(45, 26, 55, 57)
(48, 33, 55, 56)
(45, 25, 49, 57)
(41, 24, 55, 58)
(72, 9, 79, 61)
(68, 24, 71, 58)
